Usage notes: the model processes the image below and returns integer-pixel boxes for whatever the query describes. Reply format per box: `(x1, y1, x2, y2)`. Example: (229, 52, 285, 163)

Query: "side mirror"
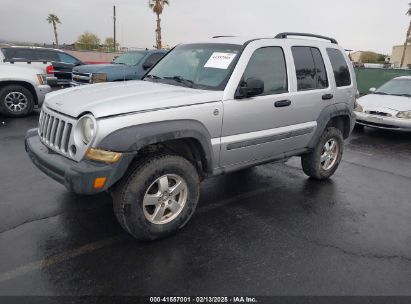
(143, 61, 154, 70)
(237, 78, 264, 98)
(369, 87, 376, 93)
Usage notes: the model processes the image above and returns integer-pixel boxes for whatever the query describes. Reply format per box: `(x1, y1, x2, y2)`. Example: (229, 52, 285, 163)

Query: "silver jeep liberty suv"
(26, 33, 357, 240)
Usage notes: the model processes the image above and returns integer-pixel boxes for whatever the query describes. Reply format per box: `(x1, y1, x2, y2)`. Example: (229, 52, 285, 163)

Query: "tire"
(0, 85, 34, 117)
(354, 124, 365, 132)
(112, 153, 200, 241)
(301, 127, 344, 180)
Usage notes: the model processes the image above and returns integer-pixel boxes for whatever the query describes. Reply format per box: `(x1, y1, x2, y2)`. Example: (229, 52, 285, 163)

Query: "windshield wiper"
(164, 76, 194, 88)
(144, 74, 162, 82)
(373, 92, 388, 95)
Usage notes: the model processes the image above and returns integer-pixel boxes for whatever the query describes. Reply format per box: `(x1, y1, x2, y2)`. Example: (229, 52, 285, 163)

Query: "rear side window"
(326, 48, 351, 87)
(36, 50, 59, 62)
(242, 47, 288, 95)
(12, 49, 38, 60)
(292, 46, 328, 91)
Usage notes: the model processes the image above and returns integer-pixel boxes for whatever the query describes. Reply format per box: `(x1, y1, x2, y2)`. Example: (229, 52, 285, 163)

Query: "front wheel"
(112, 154, 200, 240)
(0, 85, 34, 117)
(301, 127, 344, 180)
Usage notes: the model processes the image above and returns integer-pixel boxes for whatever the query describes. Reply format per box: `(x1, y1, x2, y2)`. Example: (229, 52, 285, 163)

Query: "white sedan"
(355, 76, 411, 131)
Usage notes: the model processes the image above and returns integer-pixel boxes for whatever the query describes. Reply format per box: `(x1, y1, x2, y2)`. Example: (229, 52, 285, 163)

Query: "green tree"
(46, 14, 61, 47)
(148, 0, 169, 49)
(400, 3, 411, 67)
(360, 52, 386, 63)
(104, 37, 120, 52)
(75, 32, 101, 50)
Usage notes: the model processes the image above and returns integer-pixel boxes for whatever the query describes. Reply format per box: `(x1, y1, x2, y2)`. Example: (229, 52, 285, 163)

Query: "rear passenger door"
(288, 45, 334, 134)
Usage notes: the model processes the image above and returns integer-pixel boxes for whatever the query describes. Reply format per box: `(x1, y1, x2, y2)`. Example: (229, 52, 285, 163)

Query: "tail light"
(46, 65, 54, 75)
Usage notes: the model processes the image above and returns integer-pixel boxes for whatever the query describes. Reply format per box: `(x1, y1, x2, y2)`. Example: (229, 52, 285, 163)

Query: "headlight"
(354, 101, 363, 112)
(75, 115, 96, 145)
(396, 111, 411, 119)
(91, 73, 107, 83)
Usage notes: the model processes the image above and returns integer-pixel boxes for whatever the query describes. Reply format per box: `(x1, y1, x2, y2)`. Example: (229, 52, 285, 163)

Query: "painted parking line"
(0, 187, 272, 283)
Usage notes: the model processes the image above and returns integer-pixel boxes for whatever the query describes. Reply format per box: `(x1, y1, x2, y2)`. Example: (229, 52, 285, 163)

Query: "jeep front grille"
(38, 109, 74, 156)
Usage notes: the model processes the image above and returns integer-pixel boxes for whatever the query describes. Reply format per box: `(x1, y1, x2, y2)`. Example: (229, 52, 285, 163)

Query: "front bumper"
(355, 112, 411, 131)
(25, 129, 135, 195)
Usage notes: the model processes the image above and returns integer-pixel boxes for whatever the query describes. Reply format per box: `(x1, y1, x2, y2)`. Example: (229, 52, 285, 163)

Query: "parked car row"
(355, 77, 411, 131)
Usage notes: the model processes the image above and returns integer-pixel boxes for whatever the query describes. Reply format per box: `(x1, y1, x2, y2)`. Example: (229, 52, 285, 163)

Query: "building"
(390, 45, 411, 68)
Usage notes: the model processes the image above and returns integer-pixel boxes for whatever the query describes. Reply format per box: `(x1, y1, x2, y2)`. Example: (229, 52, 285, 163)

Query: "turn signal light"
(94, 177, 107, 189)
(86, 148, 122, 164)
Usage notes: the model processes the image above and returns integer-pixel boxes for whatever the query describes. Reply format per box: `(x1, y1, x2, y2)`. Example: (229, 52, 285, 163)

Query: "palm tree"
(400, 3, 411, 67)
(148, 0, 169, 49)
(47, 14, 61, 48)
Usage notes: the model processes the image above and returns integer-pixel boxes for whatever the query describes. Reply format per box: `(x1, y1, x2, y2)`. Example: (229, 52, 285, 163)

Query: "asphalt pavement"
(0, 111, 410, 296)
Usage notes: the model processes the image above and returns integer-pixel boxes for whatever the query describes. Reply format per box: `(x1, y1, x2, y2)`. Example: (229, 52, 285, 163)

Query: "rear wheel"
(301, 127, 343, 180)
(112, 153, 200, 240)
(0, 85, 34, 117)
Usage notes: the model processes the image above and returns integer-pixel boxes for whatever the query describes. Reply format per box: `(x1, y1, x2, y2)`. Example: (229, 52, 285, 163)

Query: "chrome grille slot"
(37, 108, 77, 159)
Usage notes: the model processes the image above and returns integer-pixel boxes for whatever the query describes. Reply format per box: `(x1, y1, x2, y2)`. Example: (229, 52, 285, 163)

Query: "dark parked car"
(1, 46, 84, 87)
(71, 49, 166, 85)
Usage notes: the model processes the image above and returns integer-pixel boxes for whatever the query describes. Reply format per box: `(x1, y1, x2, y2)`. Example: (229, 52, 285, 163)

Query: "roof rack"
(275, 32, 338, 44)
(212, 35, 237, 38)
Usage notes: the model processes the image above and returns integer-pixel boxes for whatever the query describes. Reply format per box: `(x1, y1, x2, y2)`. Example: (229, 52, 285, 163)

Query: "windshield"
(144, 43, 242, 90)
(375, 78, 411, 97)
(113, 51, 146, 66)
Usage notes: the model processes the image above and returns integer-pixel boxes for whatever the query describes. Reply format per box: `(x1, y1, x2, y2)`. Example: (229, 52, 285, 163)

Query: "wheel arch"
(98, 120, 214, 176)
(307, 103, 355, 149)
(0, 81, 38, 105)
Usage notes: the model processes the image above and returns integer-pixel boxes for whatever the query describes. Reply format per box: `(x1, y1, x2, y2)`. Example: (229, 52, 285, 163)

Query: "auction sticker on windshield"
(204, 52, 237, 69)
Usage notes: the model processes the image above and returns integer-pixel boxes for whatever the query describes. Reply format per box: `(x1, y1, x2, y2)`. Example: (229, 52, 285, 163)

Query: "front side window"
(242, 47, 288, 96)
(292, 46, 328, 91)
(113, 51, 146, 66)
(326, 48, 351, 87)
(145, 43, 242, 90)
(58, 53, 79, 64)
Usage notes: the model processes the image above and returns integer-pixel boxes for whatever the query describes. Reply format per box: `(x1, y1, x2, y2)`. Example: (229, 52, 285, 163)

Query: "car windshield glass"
(144, 43, 242, 90)
(113, 51, 146, 66)
(376, 79, 411, 97)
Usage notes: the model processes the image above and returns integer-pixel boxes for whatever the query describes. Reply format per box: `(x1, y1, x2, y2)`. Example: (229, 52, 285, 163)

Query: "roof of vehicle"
(191, 34, 341, 48)
(1, 46, 67, 53)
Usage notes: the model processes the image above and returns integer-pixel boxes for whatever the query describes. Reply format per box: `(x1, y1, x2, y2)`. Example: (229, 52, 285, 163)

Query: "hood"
(357, 94, 411, 112)
(73, 63, 126, 74)
(45, 80, 223, 118)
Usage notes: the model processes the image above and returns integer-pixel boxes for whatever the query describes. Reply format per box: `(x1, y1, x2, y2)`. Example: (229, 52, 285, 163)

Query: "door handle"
(274, 100, 291, 107)
(322, 94, 334, 100)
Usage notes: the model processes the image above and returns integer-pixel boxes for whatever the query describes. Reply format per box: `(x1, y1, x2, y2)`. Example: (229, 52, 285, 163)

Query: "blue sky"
(0, 0, 408, 54)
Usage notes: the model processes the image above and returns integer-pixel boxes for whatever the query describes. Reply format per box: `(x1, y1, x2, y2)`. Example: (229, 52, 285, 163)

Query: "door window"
(292, 46, 329, 91)
(242, 47, 288, 96)
(58, 52, 79, 64)
(326, 48, 351, 87)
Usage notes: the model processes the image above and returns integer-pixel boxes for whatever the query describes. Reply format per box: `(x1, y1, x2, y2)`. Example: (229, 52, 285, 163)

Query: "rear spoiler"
(3, 58, 50, 64)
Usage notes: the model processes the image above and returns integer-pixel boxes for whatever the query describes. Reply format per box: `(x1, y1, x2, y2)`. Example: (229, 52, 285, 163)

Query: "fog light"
(87, 148, 122, 163)
(94, 177, 107, 189)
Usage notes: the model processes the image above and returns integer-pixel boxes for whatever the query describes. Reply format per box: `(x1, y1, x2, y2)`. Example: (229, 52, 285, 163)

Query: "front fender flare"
(98, 119, 214, 173)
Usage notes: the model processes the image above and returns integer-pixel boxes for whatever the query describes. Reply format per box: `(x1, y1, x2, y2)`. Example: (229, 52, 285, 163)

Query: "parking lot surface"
(0, 112, 410, 296)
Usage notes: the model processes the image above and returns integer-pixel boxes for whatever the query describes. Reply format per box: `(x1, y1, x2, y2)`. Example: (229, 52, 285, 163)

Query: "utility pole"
(113, 6, 117, 52)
